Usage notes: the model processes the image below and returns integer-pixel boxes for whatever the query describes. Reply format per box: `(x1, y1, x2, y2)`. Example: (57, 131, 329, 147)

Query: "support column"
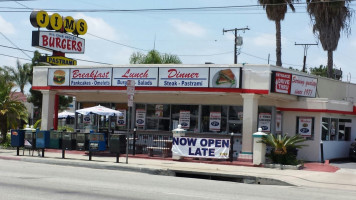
(239, 94, 260, 162)
(41, 90, 56, 130)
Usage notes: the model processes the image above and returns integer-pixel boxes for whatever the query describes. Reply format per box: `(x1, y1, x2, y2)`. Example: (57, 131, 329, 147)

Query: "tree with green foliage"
(309, 65, 328, 77)
(307, 0, 352, 78)
(0, 71, 28, 144)
(130, 50, 182, 64)
(258, 0, 298, 67)
(259, 133, 306, 165)
(5, 59, 31, 94)
(309, 65, 342, 80)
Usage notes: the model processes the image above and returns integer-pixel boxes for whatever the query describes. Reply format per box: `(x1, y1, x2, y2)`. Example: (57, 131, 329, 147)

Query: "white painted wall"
(282, 111, 321, 162)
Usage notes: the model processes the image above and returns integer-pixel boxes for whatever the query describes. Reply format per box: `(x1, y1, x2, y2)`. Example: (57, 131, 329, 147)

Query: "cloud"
(74, 13, 117, 40)
(0, 15, 15, 34)
(170, 19, 206, 37)
(251, 33, 287, 47)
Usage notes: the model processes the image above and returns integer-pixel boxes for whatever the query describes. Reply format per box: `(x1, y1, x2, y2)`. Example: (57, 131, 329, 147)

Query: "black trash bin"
(76, 133, 89, 151)
(62, 132, 76, 150)
(109, 134, 126, 154)
(49, 130, 62, 149)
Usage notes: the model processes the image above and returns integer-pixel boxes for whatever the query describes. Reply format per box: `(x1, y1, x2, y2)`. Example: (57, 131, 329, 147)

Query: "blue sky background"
(1, 0, 356, 92)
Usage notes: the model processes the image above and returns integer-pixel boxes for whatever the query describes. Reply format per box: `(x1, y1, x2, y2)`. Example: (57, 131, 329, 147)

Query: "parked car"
(350, 140, 356, 162)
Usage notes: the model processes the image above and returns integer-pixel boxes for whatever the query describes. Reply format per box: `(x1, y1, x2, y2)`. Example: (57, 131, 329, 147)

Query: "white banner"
(209, 112, 221, 131)
(159, 67, 209, 87)
(112, 68, 158, 86)
(179, 110, 190, 129)
(117, 109, 126, 127)
(298, 117, 313, 136)
(70, 68, 112, 86)
(135, 109, 146, 127)
(172, 137, 230, 159)
(290, 75, 317, 97)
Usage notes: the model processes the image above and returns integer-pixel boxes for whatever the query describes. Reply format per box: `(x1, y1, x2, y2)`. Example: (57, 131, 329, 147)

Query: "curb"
(0, 154, 292, 186)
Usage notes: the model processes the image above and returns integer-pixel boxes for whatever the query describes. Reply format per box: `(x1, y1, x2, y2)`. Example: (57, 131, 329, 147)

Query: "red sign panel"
(273, 72, 291, 94)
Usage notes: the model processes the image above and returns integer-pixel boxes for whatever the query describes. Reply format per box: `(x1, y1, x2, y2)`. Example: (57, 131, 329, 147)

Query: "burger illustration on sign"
(213, 69, 236, 87)
(53, 70, 66, 85)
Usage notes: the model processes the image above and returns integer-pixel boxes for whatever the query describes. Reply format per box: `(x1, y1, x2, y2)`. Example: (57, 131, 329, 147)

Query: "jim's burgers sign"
(30, 10, 87, 55)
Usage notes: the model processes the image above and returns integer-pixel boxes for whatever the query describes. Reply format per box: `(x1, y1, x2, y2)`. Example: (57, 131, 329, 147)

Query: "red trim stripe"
(277, 107, 356, 116)
(31, 86, 269, 94)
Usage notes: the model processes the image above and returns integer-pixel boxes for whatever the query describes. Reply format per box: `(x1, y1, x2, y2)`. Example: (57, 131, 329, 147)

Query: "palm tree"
(5, 59, 31, 93)
(130, 50, 182, 64)
(307, 0, 352, 78)
(258, 0, 297, 67)
(259, 133, 306, 155)
(0, 72, 28, 144)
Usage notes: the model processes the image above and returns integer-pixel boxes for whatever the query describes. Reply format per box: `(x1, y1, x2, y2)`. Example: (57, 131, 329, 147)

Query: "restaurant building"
(32, 64, 356, 162)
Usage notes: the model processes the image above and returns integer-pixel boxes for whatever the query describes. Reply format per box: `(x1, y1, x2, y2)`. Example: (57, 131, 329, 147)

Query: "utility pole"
(223, 27, 249, 64)
(295, 42, 318, 72)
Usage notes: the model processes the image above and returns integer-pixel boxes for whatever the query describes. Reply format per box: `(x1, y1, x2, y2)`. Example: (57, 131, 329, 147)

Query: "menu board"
(70, 68, 112, 86)
(209, 68, 241, 88)
(112, 67, 158, 86)
(159, 68, 209, 87)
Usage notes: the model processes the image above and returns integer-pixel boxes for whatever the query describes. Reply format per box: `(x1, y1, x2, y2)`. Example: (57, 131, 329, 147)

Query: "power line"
(0, 53, 31, 62)
(1, 0, 355, 13)
(87, 33, 149, 52)
(0, 44, 112, 65)
(0, 31, 32, 59)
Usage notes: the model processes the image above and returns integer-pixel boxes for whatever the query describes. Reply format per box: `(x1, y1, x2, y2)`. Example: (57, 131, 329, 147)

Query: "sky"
(1, 0, 356, 94)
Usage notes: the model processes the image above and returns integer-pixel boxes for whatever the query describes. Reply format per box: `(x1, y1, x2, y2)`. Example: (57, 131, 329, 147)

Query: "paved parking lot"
(331, 160, 356, 170)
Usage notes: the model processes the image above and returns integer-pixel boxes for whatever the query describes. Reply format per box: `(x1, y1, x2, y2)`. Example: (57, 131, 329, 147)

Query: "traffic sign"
(127, 80, 135, 87)
(127, 87, 135, 95)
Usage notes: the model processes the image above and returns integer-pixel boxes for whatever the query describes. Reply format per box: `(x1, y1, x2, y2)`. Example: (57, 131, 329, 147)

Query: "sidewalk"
(1, 148, 355, 191)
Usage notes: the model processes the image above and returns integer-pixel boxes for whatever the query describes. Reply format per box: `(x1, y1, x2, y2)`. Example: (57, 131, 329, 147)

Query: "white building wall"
(282, 111, 321, 162)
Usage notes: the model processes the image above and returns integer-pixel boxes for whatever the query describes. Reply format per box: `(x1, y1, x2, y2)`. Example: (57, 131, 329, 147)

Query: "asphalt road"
(1, 160, 356, 200)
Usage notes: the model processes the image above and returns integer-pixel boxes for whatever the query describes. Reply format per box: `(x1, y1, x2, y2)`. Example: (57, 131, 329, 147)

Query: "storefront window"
(339, 119, 352, 141)
(171, 105, 198, 131)
(201, 105, 227, 133)
(330, 118, 338, 141)
(228, 106, 243, 134)
(145, 104, 171, 131)
(322, 118, 329, 141)
(322, 118, 351, 141)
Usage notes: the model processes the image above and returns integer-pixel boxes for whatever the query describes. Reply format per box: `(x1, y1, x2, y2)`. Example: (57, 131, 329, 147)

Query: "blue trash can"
(36, 130, 50, 149)
(11, 129, 25, 147)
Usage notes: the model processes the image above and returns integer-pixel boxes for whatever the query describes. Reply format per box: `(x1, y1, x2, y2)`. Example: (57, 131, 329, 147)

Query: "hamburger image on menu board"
(53, 70, 66, 85)
(213, 69, 236, 87)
